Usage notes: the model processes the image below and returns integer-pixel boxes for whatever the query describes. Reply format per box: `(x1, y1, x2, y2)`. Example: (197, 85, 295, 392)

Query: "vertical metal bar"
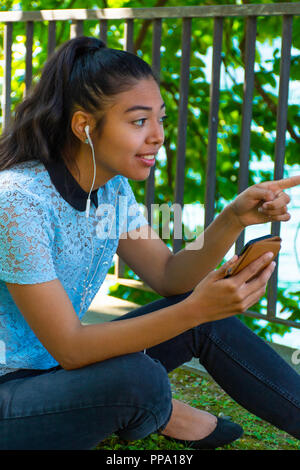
(3, 22, 13, 130)
(70, 20, 84, 39)
(48, 21, 56, 57)
(115, 19, 135, 277)
(173, 18, 192, 253)
(145, 18, 162, 226)
(25, 21, 33, 97)
(274, 15, 293, 183)
(124, 19, 134, 53)
(115, 254, 125, 278)
(235, 16, 257, 255)
(110, 20, 135, 279)
(99, 20, 108, 44)
(70, 22, 76, 39)
(267, 15, 293, 319)
(204, 17, 223, 229)
(151, 18, 162, 82)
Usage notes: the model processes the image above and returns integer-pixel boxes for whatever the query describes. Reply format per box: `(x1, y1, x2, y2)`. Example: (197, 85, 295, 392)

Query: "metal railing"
(1, 4, 299, 329)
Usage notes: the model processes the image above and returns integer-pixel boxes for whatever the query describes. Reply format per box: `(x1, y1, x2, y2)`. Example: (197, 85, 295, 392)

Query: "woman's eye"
(133, 115, 167, 127)
(133, 118, 147, 127)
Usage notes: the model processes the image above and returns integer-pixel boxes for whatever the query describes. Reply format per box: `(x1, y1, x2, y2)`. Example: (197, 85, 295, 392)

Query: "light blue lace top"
(0, 160, 148, 375)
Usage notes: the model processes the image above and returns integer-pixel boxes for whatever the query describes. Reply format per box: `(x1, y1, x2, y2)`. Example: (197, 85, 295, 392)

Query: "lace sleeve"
(0, 189, 57, 284)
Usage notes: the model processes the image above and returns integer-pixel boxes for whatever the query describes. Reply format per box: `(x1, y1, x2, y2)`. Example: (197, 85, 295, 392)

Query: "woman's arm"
(162, 205, 243, 295)
(119, 177, 297, 297)
(116, 207, 242, 297)
(6, 252, 274, 370)
(5, 278, 197, 370)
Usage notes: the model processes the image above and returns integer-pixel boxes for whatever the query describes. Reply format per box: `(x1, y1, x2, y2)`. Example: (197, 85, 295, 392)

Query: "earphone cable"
(79, 125, 122, 317)
(79, 180, 122, 316)
(85, 126, 97, 218)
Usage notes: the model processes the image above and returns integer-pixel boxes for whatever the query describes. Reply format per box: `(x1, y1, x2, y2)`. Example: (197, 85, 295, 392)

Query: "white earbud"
(84, 125, 96, 218)
(84, 125, 90, 144)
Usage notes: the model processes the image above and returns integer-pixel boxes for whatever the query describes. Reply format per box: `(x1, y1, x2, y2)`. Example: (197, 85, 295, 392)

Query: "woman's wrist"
(180, 294, 209, 328)
(222, 204, 246, 232)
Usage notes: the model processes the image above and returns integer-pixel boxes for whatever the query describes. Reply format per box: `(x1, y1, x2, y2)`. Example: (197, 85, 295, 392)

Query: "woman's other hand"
(227, 175, 300, 228)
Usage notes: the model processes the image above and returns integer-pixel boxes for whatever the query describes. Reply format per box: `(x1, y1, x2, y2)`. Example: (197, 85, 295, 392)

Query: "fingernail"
(266, 252, 274, 259)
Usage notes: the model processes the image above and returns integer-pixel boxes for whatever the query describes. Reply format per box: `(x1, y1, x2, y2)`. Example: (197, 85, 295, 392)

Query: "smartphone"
(224, 234, 281, 279)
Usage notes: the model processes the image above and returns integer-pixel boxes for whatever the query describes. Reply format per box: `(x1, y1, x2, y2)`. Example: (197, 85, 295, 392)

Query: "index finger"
(275, 175, 300, 190)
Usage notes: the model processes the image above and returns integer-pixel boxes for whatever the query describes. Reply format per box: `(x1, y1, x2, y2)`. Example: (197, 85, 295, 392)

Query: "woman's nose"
(146, 121, 164, 146)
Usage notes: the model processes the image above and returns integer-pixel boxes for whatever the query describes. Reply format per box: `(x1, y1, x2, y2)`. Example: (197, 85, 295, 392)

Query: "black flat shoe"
(161, 417, 243, 450)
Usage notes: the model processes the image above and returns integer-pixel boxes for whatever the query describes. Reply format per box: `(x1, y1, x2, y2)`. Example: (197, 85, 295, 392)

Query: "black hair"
(0, 36, 158, 172)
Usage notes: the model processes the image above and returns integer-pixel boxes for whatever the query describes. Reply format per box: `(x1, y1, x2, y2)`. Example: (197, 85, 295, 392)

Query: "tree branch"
(254, 78, 300, 144)
(134, 0, 169, 53)
(237, 20, 300, 145)
(56, 0, 79, 44)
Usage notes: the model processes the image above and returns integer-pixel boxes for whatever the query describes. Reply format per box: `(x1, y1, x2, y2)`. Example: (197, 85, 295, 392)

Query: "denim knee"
(113, 353, 173, 440)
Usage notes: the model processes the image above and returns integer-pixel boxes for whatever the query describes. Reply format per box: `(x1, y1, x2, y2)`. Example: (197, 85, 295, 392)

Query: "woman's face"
(91, 77, 166, 183)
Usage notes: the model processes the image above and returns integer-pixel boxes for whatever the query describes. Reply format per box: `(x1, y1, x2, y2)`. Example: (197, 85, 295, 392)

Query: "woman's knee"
(111, 353, 172, 409)
(84, 353, 172, 420)
(53, 353, 172, 440)
(107, 353, 172, 439)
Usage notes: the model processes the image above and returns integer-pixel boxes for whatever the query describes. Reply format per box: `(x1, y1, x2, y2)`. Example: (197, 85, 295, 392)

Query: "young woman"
(0, 36, 299, 450)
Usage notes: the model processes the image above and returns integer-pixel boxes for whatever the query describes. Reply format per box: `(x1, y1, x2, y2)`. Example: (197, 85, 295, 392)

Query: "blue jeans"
(0, 291, 299, 449)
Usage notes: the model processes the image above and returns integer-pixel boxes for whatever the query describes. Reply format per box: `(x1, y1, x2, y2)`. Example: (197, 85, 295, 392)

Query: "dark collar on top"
(43, 159, 99, 212)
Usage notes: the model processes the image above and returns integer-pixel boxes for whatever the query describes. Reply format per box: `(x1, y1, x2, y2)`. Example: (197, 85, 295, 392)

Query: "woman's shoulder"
(0, 160, 50, 207)
(108, 175, 134, 195)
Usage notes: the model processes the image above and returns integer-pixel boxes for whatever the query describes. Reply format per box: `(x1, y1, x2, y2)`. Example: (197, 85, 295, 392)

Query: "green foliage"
(1, 0, 300, 337)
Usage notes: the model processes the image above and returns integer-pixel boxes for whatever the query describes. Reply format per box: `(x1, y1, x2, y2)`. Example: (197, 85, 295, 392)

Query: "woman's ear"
(71, 111, 95, 143)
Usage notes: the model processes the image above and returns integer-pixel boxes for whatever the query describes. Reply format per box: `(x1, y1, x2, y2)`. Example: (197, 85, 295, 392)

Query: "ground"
(95, 366, 299, 451)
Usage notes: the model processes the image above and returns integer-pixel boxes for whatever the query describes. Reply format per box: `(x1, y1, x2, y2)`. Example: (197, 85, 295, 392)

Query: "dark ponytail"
(0, 36, 157, 171)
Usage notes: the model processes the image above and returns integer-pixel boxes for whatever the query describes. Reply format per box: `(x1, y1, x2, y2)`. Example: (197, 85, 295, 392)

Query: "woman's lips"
(135, 154, 156, 166)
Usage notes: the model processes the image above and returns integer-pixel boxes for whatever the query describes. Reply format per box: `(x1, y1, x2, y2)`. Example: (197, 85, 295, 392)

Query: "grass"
(95, 366, 299, 451)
